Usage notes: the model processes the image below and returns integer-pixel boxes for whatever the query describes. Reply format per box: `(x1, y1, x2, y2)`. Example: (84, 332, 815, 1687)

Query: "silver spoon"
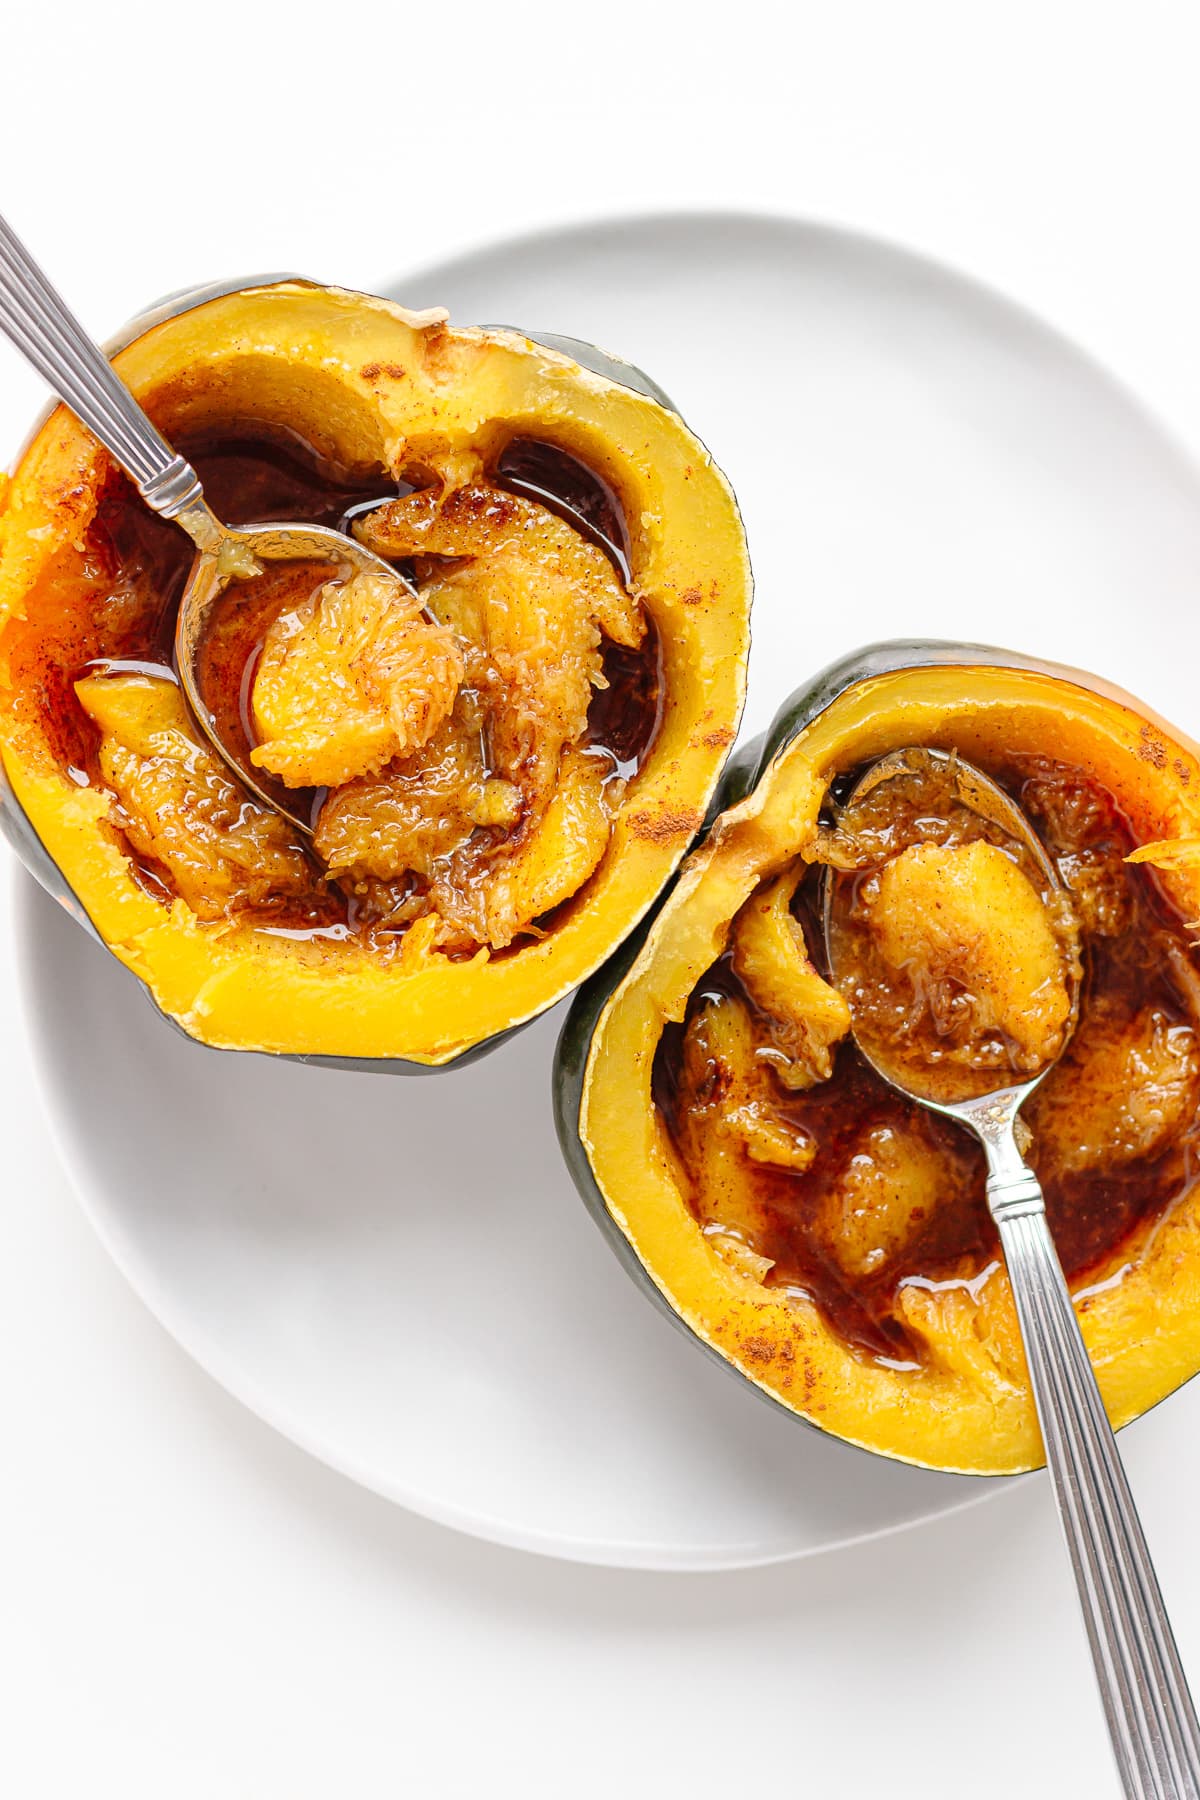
(824, 746, 1200, 1800)
(0, 211, 416, 836)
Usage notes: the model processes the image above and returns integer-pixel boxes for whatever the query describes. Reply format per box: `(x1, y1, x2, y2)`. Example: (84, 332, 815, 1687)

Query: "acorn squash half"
(555, 641, 1200, 1474)
(0, 281, 751, 1068)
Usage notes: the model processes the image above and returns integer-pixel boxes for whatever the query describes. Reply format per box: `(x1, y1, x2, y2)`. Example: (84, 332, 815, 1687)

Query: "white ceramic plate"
(20, 212, 1200, 1569)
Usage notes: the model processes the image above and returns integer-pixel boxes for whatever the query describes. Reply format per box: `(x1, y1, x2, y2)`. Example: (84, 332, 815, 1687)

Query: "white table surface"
(3, 4, 1200, 1794)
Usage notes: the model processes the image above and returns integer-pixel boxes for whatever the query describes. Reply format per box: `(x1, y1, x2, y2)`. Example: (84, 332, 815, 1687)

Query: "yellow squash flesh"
(576, 664, 1200, 1473)
(0, 283, 751, 1064)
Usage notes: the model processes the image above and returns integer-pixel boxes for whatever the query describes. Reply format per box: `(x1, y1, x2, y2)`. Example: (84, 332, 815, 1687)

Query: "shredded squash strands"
(1127, 837, 1200, 871)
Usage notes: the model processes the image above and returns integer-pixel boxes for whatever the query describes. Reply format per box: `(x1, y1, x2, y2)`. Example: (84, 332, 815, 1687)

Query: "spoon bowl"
(821, 743, 1081, 1108)
(169, 499, 415, 835)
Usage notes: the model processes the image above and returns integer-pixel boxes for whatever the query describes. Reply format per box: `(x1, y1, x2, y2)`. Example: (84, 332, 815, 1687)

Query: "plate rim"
(25, 204, 1169, 1567)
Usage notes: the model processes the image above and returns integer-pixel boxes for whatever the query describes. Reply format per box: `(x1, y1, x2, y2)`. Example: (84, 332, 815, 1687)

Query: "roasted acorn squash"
(0, 281, 751, 1067)
(555, 641, 1200, 1474)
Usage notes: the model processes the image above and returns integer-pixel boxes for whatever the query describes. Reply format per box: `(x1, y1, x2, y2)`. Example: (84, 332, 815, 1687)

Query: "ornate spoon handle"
(989, 1152, 1200, 1799)
(0, 209, 200, 517)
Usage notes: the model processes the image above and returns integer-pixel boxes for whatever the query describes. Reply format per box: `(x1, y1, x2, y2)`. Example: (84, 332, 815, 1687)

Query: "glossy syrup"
(494, 437, 632, 583)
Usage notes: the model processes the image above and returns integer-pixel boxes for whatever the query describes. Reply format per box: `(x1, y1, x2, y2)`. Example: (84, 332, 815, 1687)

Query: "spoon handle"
(990, 1164, 1200, 1798)
(0, 210, 201, 517)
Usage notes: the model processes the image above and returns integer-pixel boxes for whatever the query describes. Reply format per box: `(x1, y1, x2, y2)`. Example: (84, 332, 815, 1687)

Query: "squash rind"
(0, 284, 752, 1070)
(555, 640, 1200, 1474)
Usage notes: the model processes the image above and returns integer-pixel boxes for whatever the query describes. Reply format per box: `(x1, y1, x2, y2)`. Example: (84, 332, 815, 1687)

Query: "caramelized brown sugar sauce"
(9, 427, 661, 950)
(654, 755, 1200, 1368)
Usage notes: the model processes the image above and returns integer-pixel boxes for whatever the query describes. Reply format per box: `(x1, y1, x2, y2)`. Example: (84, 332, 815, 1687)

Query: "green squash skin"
(552, 930, 683, 1318)
(552, 635, 1112, 1449)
